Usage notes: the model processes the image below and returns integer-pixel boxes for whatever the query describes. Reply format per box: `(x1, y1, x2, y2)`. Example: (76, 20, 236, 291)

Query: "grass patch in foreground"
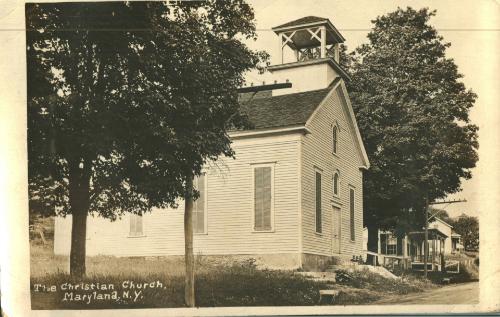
(31, 264, 330, 309)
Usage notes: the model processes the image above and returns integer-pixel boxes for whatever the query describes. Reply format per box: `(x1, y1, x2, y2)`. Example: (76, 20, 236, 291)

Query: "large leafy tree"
(452, 214, 479, 251)
(27, 0, 266, 290)
(345, 8, 479, 252)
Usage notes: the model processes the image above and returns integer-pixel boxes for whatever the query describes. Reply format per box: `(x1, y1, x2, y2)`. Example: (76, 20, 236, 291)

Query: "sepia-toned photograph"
(1, 0, 498, 315)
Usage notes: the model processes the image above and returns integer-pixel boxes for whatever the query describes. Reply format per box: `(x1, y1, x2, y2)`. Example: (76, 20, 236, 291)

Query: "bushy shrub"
(334, 268, 433, 295)
(196, 263, 327, 306)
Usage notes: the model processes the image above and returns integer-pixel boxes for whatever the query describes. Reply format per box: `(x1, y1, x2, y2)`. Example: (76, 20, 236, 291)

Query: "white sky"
(245, 0, 500, 218)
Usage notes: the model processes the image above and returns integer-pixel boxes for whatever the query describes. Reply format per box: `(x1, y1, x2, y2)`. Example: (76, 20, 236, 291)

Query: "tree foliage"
(429, 208, 452, 224)
(27, 1, 267, 276)
(345, 7, 479, 233)
(452, 214, 479, 251)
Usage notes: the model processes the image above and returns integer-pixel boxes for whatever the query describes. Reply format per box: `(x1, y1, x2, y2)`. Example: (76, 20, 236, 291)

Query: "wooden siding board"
(54, 135, 301, 256)
(301, 85, 364, 257)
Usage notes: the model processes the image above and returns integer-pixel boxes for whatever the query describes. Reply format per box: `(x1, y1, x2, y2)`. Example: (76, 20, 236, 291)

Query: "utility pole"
(424, 196, 429, 278)
(423, 198, 467, 278)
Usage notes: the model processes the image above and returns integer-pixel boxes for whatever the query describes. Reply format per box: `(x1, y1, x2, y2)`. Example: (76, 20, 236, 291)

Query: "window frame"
(332, 124, 339, 155)
(387, 244, 397, 255)
(193, 173, 208, 235)
(251, 163, 275, 233)
(349, 185, 355, 242)
(128, 212, 145, 238)
(385, 234, 397, 255)
(314, 168, 323, 234)
(333, 170, 340, 198)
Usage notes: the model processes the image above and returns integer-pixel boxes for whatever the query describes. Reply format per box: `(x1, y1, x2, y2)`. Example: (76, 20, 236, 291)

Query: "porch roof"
(408, 228, 448, 239)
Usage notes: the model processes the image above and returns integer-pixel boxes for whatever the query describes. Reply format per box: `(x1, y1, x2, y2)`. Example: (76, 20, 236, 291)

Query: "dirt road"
(374, 282, 479, 305)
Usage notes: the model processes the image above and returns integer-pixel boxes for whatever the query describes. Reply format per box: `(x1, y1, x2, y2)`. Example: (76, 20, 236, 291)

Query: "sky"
(244, 0, 500, 218)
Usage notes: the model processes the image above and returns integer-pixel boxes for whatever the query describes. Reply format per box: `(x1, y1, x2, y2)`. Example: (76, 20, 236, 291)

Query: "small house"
(364, 217, 462, 271)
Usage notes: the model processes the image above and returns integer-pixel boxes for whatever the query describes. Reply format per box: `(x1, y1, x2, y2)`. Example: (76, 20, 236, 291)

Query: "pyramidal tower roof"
(272, 16, 345, 43)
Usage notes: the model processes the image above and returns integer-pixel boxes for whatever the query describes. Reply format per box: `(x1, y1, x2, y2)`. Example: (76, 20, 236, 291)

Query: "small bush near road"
(334, 268, 435, 295)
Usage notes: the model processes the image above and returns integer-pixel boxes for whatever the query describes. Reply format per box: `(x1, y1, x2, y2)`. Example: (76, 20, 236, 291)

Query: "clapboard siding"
(301, 85, 364, 257)
(54, 134, 301, 256)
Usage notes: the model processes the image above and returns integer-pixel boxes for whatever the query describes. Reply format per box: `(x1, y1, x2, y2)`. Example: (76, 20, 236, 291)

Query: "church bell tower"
(268, 16, 350, 96)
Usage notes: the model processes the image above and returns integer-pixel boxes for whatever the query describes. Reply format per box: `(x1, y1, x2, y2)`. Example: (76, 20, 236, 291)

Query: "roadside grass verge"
(32, 264, 436, 309)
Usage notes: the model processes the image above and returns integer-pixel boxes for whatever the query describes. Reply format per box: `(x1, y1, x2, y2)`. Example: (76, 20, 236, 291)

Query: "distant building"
(363, 217, 463, 271)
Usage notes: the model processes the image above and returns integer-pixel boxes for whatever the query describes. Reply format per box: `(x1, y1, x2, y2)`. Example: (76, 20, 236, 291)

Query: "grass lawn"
(31, 242, 329, 309)
(30, 242, 438, 309)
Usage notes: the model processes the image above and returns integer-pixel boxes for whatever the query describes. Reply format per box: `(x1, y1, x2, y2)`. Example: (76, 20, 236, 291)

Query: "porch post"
(320, 26, 326, 58)
(432, 237, 436, 271)
(377, 230, 381, 254)
(279, 32, 284, 64)
(403, 236, 408, 258)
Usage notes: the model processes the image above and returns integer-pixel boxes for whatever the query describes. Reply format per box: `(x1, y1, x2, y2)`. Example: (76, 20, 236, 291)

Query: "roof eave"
(267, 58, 351, 82)
(229, 125, 310, 139)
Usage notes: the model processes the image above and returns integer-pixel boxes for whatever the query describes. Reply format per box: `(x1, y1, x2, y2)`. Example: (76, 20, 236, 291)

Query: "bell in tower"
(267, 16, 350, 96)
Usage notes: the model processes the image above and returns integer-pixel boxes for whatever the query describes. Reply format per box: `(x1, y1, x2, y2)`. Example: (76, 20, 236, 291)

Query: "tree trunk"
(70, 206, 88, 277)
(68, 160, 91, 278)
(367, 224, 379, 265)
(184, 176, 195, 307)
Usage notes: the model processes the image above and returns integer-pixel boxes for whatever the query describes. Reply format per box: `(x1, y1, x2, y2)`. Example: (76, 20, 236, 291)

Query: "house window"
(129, 213, 143, 236)
(349, 187, 355, 241)
(254, 165, 273, 231)
(193, 174, 207, 234)
(333, 171, 340, 197)
(315, 171, 322, 233)
(332, 126, 338, 154)
(387, 236, 397, 255)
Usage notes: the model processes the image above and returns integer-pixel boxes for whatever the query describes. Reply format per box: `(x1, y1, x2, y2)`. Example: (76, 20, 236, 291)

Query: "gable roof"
(273, 16, 328, 29)
(239, 80, 338, 130)
(429, 216, 453, 228)
(236, 77, 370, 169)
(333, 81, 370, 168)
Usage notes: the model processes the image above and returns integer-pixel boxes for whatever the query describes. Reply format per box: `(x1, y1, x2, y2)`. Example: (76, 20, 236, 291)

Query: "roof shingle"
(239, 85, 334, 130)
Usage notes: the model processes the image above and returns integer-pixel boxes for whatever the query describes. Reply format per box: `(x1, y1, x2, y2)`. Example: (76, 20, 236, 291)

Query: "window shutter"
(315, 172, 322, 233)
(136, 214, 143, 235)
(130, 215, 136, 235)
(350, 188, 355, 241)
(130, 213, 143, 236)
(254, 167, 271, 231)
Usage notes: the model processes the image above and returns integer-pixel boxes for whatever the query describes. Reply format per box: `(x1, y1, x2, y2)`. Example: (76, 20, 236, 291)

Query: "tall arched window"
(332, 126, 338, 154)
(333, 171, 340, 197)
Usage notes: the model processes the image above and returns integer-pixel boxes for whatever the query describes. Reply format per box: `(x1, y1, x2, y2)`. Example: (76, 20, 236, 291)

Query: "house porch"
(368, 228, 448, 272)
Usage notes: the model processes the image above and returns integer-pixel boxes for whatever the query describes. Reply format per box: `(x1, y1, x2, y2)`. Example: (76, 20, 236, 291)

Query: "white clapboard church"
(54, 16, 370, 270)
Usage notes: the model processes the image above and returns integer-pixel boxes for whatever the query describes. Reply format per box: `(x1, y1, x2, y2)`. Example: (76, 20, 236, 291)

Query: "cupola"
(268, 16, 350, 96)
